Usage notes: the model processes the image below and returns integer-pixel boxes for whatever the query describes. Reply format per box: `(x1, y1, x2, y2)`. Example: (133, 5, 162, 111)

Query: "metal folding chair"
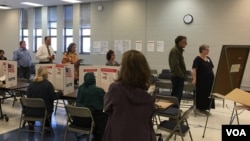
(18, 97, 52, 141)
(64, 105, 95, 141)
(158, 105, 194, 141)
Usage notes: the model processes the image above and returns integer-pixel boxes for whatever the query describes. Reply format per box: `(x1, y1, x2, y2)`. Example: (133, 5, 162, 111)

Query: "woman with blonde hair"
(103, 50, 156, 141)
(26, 67, 62, 130)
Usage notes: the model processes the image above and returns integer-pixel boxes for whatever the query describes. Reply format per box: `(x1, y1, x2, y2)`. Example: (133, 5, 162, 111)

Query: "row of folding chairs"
(18, 97, 94, 141)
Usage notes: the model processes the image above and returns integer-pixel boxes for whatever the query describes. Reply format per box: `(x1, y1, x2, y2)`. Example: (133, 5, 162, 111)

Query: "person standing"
(168, 35, 187, 104)
(0, 50, 7, 60)
(105, 50, 120, 66)
(13, 41, 32, 80)
(192, 44, 215, 115)
(62, 43, 80, 85)
(103, 50, 156, 141)
(36, 36, 55, 64)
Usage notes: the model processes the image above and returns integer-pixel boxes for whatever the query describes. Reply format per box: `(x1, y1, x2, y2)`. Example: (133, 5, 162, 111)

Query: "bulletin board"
(212, 45, 250, 95)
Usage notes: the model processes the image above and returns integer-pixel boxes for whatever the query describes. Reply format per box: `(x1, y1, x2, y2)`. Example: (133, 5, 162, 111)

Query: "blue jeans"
(171, 77, 185, 104)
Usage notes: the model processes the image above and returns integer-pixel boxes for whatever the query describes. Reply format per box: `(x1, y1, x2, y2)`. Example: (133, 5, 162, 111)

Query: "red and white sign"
(0, 60, 17, 88)
(79, 66, 100, 87)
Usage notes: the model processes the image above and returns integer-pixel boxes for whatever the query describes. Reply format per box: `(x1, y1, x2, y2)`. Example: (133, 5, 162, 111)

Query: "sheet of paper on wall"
(135, 41, 143, 51)
(114, 40, 131, 54)
(93, 41, 109, 55)
(230, 64, 241, 73)
(156, 41, 164, 52)
(147, 41, 155, 52)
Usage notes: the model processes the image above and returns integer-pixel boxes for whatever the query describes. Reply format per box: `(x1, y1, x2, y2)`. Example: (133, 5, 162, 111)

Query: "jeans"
(17, 67, 31, 80)
(171, 77, 185, 104)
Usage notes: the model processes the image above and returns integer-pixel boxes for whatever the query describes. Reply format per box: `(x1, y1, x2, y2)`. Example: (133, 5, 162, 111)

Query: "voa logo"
(226, 129, 246, 136)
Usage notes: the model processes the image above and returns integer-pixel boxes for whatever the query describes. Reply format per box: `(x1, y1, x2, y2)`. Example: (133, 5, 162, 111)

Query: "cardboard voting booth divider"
(54, 64, 74, 95)
(79, 65, 100, 87)
(213, 88, 250, 107)
(35, 64, 56, 84)
(100, 66, 120, 92)
(78, 65, 120, 92)
(0, 60, 17, 88)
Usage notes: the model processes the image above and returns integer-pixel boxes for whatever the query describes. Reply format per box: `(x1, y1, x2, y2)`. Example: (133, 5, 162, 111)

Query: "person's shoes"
(195, 109, 207, 116)
(28, 122, 34, 131)
(203, 110, 211, 116)
(44, 127, 53, 133)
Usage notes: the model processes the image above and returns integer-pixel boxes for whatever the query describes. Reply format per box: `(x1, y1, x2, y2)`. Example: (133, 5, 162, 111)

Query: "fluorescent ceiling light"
(61, 0, 82, 3)
(0, 5, 11, 9)
(21, 2, 43, 7)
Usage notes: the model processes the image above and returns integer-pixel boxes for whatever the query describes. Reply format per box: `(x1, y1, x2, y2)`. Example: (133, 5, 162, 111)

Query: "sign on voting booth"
(79, 65, 100, 87)
(54, 64, 74, 95)
(35, 64, 56, 84)
(0, 60, 17, 88)
(100, 66, 120, 92)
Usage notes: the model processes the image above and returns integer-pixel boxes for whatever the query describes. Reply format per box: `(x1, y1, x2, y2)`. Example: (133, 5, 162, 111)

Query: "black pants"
(72, 110, 108, 141)
(171, 77, 185, 104)
(27, 115, 52, 127)
(18, 67, 31, 80)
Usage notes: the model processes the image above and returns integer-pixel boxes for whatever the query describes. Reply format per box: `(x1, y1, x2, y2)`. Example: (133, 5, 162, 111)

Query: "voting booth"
(35, 64, 56, 84)
(78, 65, 120, 92)
(79, 65, 100, 87)
(54, 64, 74, 95)
(35, 64, 74, 95)
(100, 66, 120, 92)
(0, 61, 17, 88)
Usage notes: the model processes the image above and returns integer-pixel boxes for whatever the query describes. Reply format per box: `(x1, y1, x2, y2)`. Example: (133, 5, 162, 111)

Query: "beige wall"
(0, 9, 19, 59)
(0, 0, 250, 86)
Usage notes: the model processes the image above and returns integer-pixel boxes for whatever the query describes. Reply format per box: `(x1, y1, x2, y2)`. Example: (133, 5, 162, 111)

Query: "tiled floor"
(1, 97, 250, 141)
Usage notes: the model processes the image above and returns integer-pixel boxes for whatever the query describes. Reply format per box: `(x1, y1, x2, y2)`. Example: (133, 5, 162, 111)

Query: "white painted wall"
(0, 9, 19, 59)
(0, 0, 250, 86)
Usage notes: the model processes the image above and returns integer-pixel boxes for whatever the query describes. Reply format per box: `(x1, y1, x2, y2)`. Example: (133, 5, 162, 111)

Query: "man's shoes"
(195, 109, 210, 116)
(28, 122, 34, 131)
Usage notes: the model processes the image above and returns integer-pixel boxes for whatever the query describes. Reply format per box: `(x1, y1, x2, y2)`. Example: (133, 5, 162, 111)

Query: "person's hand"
(192, 79, 196, 86)
(47, 55, 54, 60)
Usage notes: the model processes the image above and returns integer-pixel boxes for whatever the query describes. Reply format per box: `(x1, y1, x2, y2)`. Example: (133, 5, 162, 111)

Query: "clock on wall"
(183, 14, 193, 24)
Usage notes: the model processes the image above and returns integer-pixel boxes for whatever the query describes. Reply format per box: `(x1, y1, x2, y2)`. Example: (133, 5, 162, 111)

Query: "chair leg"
(54, 100, 58, 115)
(186, 120, 193, 141)
(41, 118, 47, 141)
(17, 116, 23, 141)
(189, 130, 193, 141)
(64, 127, 68, 141)
(12, 95, 17, 107)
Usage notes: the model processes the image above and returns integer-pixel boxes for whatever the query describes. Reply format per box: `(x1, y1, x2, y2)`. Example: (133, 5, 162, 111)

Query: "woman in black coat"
(26, 66, 62, 128)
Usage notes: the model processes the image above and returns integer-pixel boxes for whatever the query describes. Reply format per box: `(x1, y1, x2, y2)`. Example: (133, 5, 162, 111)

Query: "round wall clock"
(183, 14, 193, 24)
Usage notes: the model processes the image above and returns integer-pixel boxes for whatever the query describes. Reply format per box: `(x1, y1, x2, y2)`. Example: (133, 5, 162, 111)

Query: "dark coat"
(103, 82, 156, 141)
(26, 79, 62, 115)
(76, 72, 105, 111)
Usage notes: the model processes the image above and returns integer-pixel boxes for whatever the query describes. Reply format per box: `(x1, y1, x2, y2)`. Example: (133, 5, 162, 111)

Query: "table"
(0, 81, 30, 122)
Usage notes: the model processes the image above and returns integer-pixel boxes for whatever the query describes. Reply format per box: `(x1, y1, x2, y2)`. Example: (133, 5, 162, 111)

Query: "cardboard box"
(78, 65, 100, 87)
(0, 61, 17, 88)
(213, 88, 250, 107)
(54, 64, 74, 95)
